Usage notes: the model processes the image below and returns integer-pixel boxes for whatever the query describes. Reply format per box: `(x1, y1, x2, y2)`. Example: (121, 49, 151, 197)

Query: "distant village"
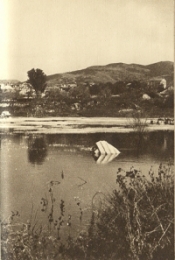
(0, 77, 168, 97)
(0, 81, 95, 96)
(0, 76, 173, 119)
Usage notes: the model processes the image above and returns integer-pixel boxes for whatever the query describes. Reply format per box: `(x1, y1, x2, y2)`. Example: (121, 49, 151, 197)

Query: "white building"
(160, 79, 166, 89)
(0, 83, 14, 92)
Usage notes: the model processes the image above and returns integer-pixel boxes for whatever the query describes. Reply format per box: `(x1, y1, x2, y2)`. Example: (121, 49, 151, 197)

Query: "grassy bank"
(1, 163, 174, 260)
(2, 99, 173, 118)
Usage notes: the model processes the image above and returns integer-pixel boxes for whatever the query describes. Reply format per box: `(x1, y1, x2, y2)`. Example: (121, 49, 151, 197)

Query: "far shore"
(0, 117, 174, 134)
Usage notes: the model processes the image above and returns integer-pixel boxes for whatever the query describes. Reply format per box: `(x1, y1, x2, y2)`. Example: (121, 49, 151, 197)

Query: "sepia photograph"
(0, 0, 174, 259)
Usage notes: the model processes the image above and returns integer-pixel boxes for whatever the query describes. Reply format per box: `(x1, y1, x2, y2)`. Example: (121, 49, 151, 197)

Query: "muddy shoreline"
(0, 117, 173, 134)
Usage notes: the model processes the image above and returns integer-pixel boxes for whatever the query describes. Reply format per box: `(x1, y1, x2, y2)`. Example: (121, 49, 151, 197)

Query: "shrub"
(84, 164, 174, 260)
(130, 111, 148, 135)
(1, 164, 174, 260)
(164, 90, 174, 108)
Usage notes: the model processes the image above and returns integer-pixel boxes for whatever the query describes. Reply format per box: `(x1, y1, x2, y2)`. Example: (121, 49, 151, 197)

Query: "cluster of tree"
(26, 67, 148, 98)
(26, 68, 173, 110)
(89, 80, 147, 96)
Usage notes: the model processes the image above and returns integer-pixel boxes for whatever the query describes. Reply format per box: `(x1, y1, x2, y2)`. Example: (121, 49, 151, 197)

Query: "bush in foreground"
(81, 164, 174, 260)
(1, 164, 174, 260)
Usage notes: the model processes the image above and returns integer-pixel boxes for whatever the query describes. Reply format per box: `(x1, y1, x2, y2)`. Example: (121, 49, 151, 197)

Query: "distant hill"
(145, 61, 174, 77)
(0, 80, 21, 84)
(47, 61, 174, 85)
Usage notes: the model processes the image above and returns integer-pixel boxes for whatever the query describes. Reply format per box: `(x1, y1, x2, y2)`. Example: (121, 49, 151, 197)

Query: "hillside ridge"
(47, 61, 173, 85)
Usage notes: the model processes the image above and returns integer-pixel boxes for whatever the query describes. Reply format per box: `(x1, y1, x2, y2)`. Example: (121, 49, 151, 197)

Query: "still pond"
(1, 130, 174, 236)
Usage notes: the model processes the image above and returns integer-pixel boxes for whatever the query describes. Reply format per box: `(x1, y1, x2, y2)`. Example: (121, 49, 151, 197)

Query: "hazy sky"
(0, 0, 174, 81)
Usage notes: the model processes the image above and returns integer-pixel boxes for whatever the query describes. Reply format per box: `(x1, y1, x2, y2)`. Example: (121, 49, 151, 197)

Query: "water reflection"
(26, 131, 173, 163)
(133, 132, 149, 158)
(161, 132, 169, 151)
(94, 153, 120, 164)
(28, 135, 48, 165)
(108, 131, 174, 161)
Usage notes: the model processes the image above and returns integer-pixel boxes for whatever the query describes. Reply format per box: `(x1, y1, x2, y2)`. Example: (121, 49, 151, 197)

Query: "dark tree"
(28, 135, 47, 165)
(27, 68, 47, 96)
(112, 81, 125, 95)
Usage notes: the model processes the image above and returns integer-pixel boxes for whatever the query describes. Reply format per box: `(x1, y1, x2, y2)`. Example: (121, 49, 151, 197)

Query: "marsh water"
(1, 130, 174, 236)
